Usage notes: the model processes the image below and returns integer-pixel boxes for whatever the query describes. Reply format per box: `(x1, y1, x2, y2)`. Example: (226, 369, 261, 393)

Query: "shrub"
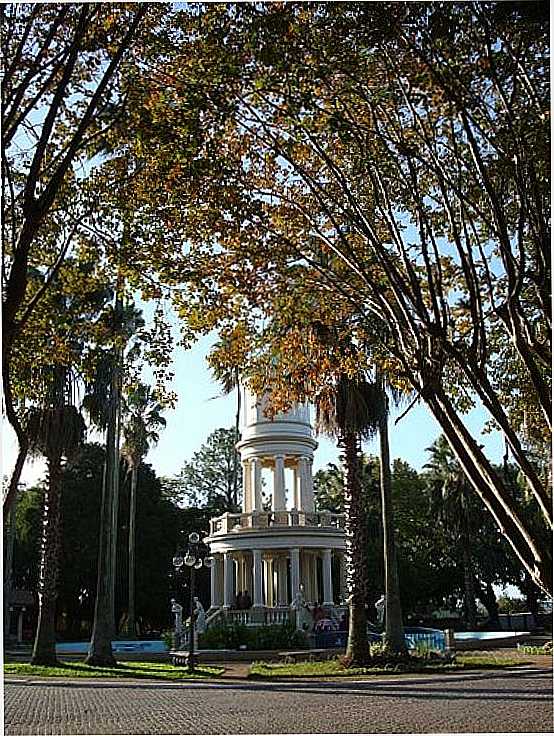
(517, 641, 553, 655)
(161, 629, 174, 649)
(248, 623, 307, 650)
(339, 641, 453, 670)
(198, 623, 307, 651)
(497, 596, 528, 614)
(199, 623, 249, 649)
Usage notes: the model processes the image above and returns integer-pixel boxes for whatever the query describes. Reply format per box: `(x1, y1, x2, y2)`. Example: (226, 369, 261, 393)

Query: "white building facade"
(205, 388, 346, 626)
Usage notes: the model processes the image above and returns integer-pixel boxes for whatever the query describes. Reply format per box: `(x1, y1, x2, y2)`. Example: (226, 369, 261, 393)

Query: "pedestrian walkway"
(4, 666, 552, 735)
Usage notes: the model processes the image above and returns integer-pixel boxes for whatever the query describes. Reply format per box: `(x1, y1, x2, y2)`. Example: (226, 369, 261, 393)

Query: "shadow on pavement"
(5, 667, 552, 704)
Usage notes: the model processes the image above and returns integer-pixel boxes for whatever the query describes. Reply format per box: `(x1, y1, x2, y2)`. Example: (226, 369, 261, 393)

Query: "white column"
(290, 548, 300, 600)
(277, 556, 288, 606)
(305, 458, 315, 512)
(265, 557, 274, 606)
(307, 553, 316, 602)
(241, 557, 247, 594)
(234, 557, 241, 600)
(242, 460, 252, 513)
(210, 555, 222, 607)
(298, 458, 305, 511)
(272, 455, 286, 511)
(251, 458, 262, 511)
(242, 555, 251, 601)
(299, 456, 312, 512)
(306, 551, 319, 603)
(322, 549, 333, 606)
(223, 553, 233, 608)
(252, 549, 264, 607)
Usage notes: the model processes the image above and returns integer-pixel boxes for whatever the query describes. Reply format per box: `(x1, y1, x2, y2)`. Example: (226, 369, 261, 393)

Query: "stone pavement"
(4, 666, 553, 735)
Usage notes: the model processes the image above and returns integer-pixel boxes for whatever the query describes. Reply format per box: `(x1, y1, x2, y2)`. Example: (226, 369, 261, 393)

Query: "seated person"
(312, 603, 325, 622)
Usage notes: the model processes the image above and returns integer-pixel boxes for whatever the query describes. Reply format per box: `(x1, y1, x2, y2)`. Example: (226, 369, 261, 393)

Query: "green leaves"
(168, 427, 242, 511)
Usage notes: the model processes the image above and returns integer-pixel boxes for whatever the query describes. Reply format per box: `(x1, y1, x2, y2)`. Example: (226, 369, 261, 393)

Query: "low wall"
(454, 633, 530, 651)
(171, 647, 343, 664)
(498, 613, 538, 631)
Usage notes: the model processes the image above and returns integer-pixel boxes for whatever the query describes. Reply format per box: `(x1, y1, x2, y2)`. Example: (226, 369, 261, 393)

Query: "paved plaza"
(4, 666, 552, 735)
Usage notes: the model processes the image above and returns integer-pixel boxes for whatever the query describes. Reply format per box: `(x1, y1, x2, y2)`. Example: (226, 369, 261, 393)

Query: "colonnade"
(241, 456, 315, 513)
(209, 548, 346, 609)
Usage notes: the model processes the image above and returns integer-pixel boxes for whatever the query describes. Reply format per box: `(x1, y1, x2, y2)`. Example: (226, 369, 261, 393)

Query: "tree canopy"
(163, 427, 242, 512)
(119, 2, 551, 593)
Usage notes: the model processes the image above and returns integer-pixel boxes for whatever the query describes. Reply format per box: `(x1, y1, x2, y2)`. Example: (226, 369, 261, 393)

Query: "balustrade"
(264, 608, 290, 625)
(225, 609, 251, 625)
(209, 510, 345, 534)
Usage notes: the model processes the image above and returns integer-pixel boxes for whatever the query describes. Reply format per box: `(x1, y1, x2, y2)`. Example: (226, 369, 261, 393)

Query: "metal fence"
(403, 627, 446, 652)
(314, 627, 446, 651)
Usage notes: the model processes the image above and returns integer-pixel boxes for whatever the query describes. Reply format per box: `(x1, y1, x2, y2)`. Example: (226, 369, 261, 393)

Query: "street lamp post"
(172, 532, 214, 673)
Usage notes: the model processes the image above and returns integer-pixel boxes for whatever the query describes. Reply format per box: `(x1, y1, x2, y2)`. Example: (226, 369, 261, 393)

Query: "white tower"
(237, 389, 318, 514)
(205, 388, 346, 623)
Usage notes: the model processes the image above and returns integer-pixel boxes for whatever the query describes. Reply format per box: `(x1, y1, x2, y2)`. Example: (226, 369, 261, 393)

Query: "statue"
(171, 599, 183, 649)
(375, 594, 385, 626)
(193, 597, 206, 634)
(290, 587, 311, 631)
(290, 590, 305, 611)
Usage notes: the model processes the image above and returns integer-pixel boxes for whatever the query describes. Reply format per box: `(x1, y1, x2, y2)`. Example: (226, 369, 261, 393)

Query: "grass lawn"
(249, 653, 530, 679)
(4, 660, 223, 680)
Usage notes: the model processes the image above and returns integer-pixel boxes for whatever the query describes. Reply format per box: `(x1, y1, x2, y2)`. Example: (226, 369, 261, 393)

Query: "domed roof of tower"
(242, 386, 311, 428)
(238, 386, 317, 458)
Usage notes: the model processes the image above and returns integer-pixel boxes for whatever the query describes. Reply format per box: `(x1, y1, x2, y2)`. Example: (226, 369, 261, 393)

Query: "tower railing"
(209, 510, 346, 535)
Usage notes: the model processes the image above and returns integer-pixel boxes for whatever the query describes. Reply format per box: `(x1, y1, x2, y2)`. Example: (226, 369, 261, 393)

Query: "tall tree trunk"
(127, 465, 138, 639)
(2, 353, 29, 516)
(232, 373, 241, 508)
(521, 572, 540, 621)
(341, 429, 370, 666)
(85, 365, 119, 666)
(426, 388, 552, 595)
(477, 580, 500, 628)
(461, 540, 478, 630)
(378, 410, 406, 654)
(3, 494, 18, 640)
(31, 455, 63, 665)
(109, 337, 123, 623)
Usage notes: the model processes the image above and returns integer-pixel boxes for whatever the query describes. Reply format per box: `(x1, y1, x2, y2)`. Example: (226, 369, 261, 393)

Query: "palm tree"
(375, 370, 407, 654)
(120, 383, 166, 638)
(82, 347, 120, 665)
(25, 366, 86, 665)
(84, 298, 143, 665)
(210, 343, 242, 508)
(315, 373, 405, 664)
(425, 435, 479, 629)
(3, 480, 23, 641)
